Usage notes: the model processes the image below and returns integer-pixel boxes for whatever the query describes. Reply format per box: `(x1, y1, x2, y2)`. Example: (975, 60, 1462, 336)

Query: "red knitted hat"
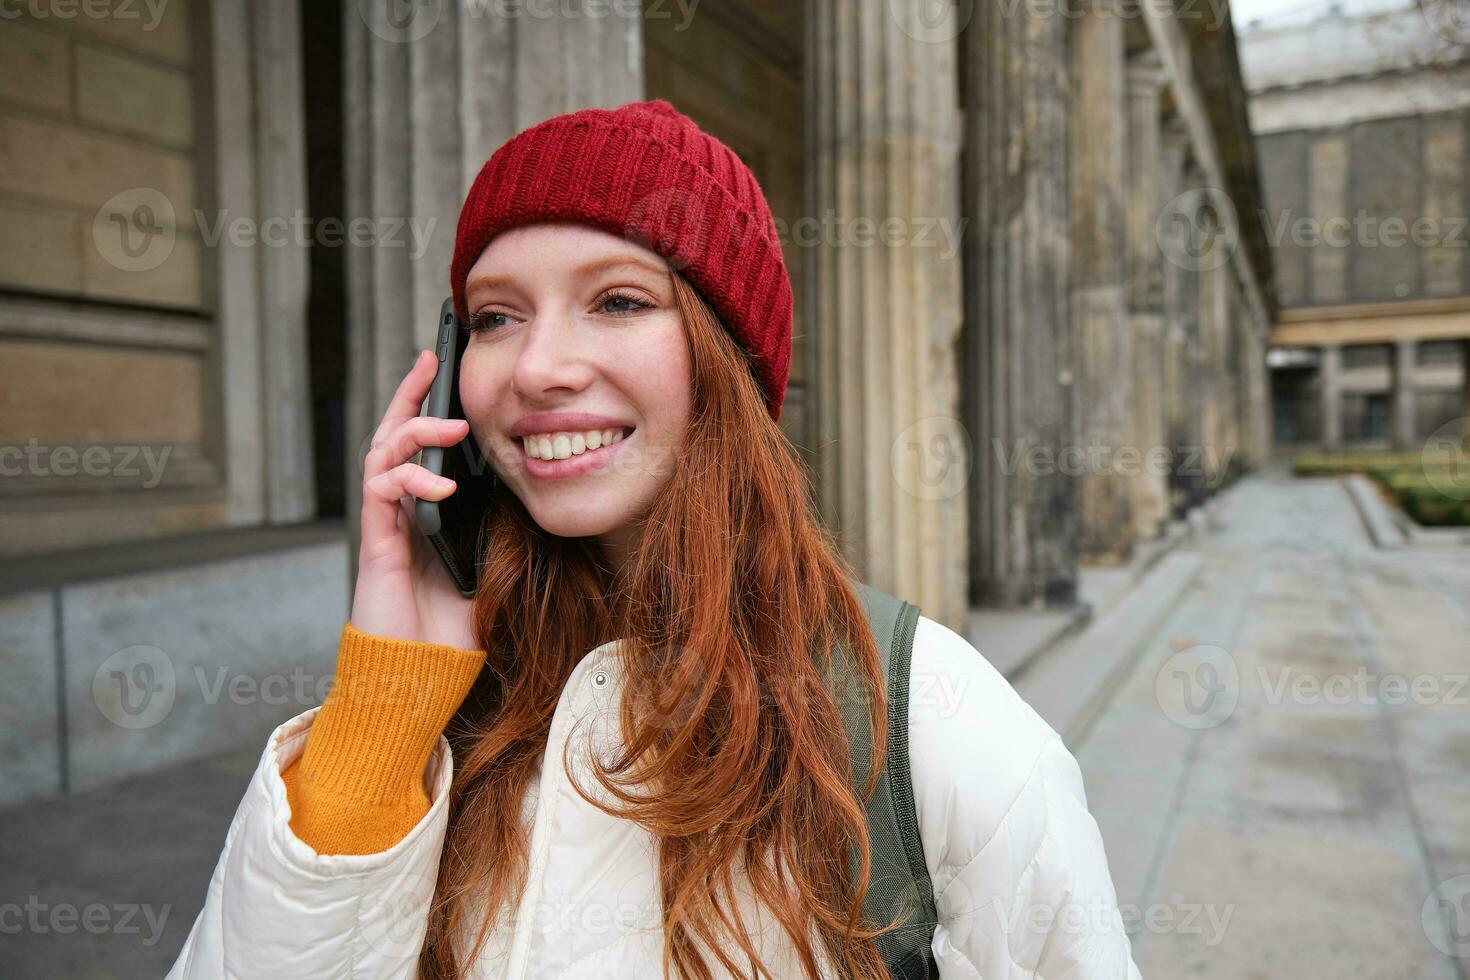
(450, 99, 793, 422)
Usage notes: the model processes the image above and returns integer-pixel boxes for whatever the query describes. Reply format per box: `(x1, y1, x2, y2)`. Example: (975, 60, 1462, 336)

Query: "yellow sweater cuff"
(282, 622, 485, 855)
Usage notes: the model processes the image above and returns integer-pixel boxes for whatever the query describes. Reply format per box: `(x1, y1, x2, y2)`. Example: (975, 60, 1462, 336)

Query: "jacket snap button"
(592, 670, 608, 688)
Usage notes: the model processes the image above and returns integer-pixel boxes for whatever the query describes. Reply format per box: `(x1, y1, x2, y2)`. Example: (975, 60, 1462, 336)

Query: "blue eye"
(464, 310, 512, 333)
(599, 290, 654, 316)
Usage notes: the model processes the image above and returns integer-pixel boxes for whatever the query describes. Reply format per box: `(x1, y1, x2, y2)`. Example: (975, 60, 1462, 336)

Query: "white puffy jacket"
(166, 615, 1141, 979)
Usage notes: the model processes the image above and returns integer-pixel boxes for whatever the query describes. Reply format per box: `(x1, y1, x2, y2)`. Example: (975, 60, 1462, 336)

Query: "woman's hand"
(350, 348, 478, 649)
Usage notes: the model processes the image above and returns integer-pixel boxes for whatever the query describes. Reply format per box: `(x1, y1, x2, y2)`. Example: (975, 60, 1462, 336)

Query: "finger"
(362, 416, 470, 480)
(361, 461, 457, 545)
(374, 349, 440, 442)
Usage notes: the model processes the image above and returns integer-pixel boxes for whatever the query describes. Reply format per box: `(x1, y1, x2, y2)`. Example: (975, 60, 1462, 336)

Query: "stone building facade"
(0, 0, 1271, 805)
(1241, 3, 1470, 450)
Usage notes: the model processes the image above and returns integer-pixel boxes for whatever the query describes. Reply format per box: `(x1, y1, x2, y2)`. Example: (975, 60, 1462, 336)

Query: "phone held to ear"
(415, 297, 489, 598)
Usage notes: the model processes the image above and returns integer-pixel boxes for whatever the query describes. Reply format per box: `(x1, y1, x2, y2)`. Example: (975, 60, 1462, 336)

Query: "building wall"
(0, 2, 230, 556)
(1257, 108, 1469, 308)
(0, 0, 344, 809)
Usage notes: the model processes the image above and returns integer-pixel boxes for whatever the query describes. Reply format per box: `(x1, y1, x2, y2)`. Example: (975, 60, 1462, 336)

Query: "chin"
(522, 499, 629, 539)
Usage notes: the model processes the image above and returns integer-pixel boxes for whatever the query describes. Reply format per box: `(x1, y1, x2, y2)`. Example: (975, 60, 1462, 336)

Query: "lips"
(517, 426, 636, 481)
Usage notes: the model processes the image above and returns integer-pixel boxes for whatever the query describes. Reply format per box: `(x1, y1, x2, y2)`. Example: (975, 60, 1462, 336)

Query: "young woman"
(167, 100, 1140, 980)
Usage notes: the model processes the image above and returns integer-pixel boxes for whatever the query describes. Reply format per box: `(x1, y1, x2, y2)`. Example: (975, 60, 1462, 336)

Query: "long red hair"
(420, 269, 895, 979)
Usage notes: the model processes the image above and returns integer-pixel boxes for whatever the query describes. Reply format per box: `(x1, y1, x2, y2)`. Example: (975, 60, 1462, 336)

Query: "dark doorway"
(300, 1, 347, 517)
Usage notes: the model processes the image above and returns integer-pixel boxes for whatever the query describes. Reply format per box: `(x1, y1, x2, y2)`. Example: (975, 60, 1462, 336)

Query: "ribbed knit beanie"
(450, 99, 793, 422)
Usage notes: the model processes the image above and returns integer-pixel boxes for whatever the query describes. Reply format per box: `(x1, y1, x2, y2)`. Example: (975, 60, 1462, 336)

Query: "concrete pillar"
(1158, 118, 1191, 517)
(1124, 52, 1170, 541)
(1321, 343, 1343, 451)
(1391, 339, 1418, 450)
(1071, 0, 1134, 564)
(963, 0, 1079, 607)
(1179, 160, 1209, 509)
(807, 0, 968, 624)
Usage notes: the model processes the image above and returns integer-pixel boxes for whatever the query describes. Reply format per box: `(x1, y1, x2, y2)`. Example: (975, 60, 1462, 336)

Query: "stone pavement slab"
(1075, 475, 1470, 978)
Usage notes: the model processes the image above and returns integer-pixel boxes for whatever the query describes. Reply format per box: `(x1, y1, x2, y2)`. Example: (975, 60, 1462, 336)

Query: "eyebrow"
(467, 255, 669, 294)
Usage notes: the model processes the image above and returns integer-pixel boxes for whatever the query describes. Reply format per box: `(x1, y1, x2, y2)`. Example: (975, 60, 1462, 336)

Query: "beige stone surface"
(1074, 476, 1470, 977)
(0, 20, 72, 114)
(76, 43, 193, 147)
(0, 202, 81, 294)
(0, 341, 204, 444)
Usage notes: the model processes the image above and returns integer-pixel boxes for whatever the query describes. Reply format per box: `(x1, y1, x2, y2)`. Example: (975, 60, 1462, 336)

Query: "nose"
(510, 310, 595, 401)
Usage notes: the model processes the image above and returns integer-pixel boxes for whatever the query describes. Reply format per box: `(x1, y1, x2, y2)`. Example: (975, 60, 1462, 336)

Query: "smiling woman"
(164, 99, 1140, 980)
(456, 225, 694, 568)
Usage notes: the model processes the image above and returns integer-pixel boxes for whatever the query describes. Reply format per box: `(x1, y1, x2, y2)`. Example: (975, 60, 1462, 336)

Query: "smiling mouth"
(518, 426, 634, 461)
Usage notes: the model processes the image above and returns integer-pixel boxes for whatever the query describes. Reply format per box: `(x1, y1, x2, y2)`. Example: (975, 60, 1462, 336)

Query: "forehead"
(468, 221, 669, 281)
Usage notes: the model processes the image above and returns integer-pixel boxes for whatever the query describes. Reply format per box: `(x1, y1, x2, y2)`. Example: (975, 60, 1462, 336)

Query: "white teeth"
(521, 427, 630, 460)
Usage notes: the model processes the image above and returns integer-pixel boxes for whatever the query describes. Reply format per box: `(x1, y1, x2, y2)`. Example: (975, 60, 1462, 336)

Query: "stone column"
(1179, 160, 1209, 509)
(1321, 343, 1343, 451)
(1391, 339, 1418, 450)
(1124, 53, 1169, 540)
(806, 0, 968, 624)
(1463, 340, 1470, 438)
(343, 4, 643, 570)
(963, 0, 1078, 607)
(1071, 0, 1133, 563)
(1158, 118, 1191, 518)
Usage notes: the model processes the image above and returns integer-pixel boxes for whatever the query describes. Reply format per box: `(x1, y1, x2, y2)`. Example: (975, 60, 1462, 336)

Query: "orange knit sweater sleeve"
(280, 622, 485, 855)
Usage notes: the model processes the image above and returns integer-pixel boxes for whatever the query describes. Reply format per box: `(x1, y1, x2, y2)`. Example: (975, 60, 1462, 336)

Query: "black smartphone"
(415, 297, 491, 597)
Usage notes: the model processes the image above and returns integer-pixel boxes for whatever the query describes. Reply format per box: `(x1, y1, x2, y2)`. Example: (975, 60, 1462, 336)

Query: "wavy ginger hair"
(419, 266, 897, 980)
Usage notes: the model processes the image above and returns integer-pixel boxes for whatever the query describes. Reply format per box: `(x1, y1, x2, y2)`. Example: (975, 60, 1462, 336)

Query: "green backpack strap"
(827, 580, 939, 979)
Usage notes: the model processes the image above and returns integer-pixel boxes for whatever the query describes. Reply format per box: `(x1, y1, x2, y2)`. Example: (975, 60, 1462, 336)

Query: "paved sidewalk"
(1075, 474, 1470, 978)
